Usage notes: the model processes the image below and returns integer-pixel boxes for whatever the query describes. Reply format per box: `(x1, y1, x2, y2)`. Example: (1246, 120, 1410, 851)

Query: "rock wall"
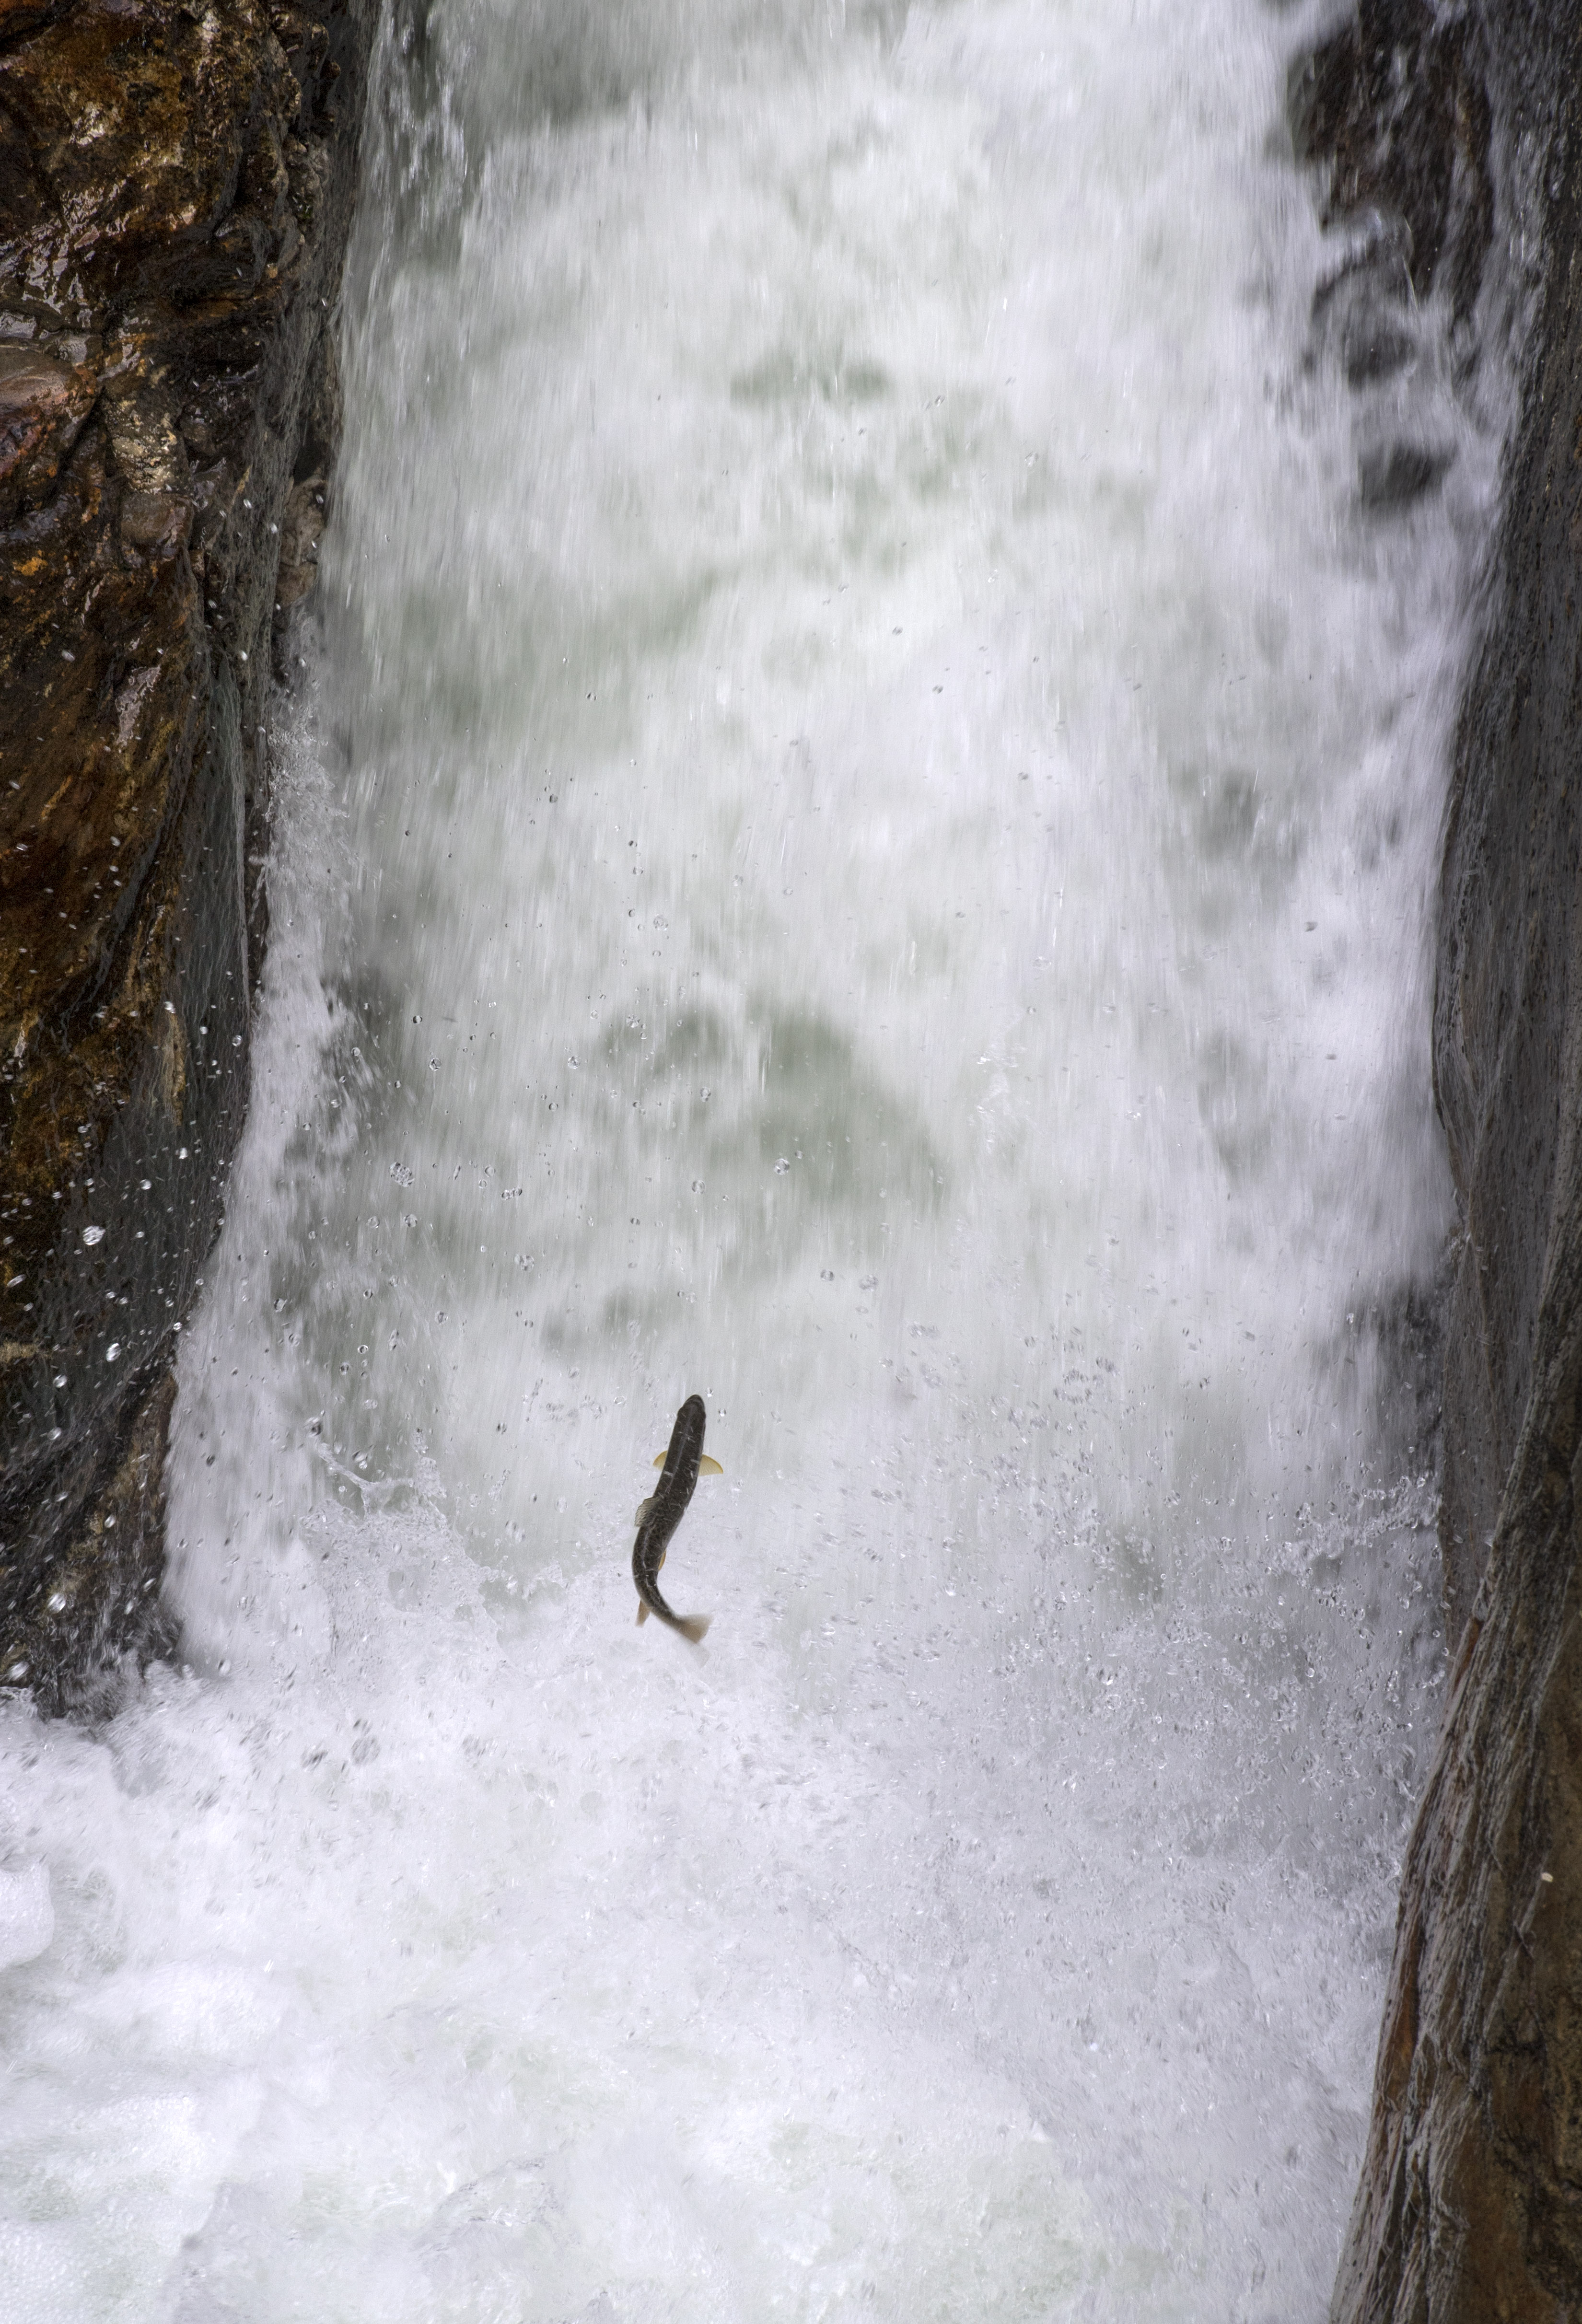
(0, 0, 374, 1714)
(1293, 2, 1582, 2317)
(1423, 0, 1581, 1656)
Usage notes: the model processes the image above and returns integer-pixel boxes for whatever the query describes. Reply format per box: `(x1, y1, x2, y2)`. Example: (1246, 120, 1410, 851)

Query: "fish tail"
(676, 1613, 711, 1644)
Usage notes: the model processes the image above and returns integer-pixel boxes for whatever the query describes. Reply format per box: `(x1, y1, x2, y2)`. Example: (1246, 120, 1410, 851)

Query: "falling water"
(0, 2, 1520, 2318)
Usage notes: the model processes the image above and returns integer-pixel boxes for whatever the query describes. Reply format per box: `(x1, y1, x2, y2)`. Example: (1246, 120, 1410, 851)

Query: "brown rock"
(0, 0, 74, 40)
(0, 0, 375, 1711)
(0, 341, 96, 517)
(274, 472, 323, 607)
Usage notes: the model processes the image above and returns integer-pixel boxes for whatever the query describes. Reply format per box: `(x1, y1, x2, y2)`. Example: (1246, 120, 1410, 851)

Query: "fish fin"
(636, 1600, 649, 1625)
(652, 1452, 667, 1467)
(676, 1613, 711, 1644)
(634, 1496, 654, 1524)
(699, 1455, 724, 1476)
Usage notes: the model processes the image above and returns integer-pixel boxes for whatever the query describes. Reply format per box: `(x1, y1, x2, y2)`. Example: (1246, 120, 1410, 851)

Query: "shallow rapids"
(0, 2, 1520, 2318)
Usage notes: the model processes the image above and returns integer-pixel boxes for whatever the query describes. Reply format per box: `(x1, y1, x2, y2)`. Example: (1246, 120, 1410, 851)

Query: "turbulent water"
(0, 2, 1524, 2317)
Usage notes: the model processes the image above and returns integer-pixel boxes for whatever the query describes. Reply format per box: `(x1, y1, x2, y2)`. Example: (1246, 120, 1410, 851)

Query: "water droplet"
(105, 1341, 120, 1363)
(81, 1225, 105, 1246)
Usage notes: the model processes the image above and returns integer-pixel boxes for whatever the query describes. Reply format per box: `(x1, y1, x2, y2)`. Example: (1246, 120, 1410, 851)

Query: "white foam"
(0, 1859, 52, 1974)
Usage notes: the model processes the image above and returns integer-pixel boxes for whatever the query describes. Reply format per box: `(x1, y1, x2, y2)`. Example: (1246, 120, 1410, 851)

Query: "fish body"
(632, 1394, 713, 1643)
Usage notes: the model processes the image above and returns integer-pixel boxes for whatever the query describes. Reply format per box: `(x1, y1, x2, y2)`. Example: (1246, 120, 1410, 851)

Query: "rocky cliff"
(0, 0, 374, 1714)
(1295, 3, 1582, 2317)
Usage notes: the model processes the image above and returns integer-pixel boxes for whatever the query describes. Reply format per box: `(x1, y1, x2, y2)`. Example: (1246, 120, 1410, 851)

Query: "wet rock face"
(1287, 0, 1495, 519)
(0, 0, 373, 1712)
(1299, 4, 1582, 2319)
(1287, 0, 1494, 323)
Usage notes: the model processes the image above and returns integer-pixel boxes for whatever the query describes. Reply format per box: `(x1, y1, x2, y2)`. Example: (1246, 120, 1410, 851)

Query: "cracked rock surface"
(0, 0, 373, 1714)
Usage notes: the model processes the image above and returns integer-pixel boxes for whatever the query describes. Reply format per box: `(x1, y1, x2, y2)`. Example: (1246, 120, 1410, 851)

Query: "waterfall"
(0, 3, 1515, 2316)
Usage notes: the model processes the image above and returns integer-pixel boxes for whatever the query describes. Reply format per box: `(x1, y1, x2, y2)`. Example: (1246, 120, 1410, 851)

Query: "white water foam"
(0, 2, 1521, 2317)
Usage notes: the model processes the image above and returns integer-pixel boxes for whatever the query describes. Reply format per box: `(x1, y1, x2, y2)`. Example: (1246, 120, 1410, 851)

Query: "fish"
(631, 1393, 722, 1644)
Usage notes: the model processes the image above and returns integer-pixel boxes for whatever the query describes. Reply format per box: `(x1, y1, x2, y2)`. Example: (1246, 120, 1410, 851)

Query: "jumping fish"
(632, 1393, 722, 1643)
